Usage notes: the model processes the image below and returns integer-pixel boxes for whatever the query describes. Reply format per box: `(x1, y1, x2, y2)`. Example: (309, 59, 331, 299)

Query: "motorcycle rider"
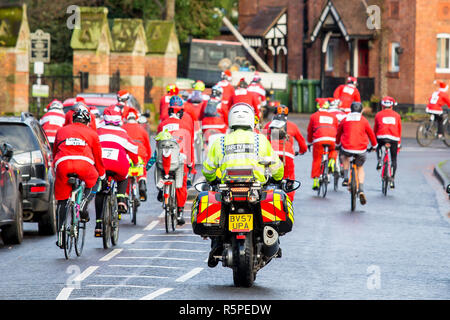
(373, 96, 402, 189)
(53, 104, 105, 248)
(333, 76, 361, 113)
(307, 98, 339, 191)
(264, 105, 307, 200)
(426, 81, 450, 139)
(39, 99, 66, 148)
(202, 102, 284, 267)
(95, 106, 139, 236)
(157, 96, 195, 225)
(122, 112, 152, 200)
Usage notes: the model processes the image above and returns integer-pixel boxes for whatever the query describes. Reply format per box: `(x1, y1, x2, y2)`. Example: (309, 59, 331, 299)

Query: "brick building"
(238, 0, 450, 111)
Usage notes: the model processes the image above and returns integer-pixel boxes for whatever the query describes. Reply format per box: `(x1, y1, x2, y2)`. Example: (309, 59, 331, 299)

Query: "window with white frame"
(326, 40, 335, 71)
(390, 42, 400, 72)
(436, 34, 450, 73)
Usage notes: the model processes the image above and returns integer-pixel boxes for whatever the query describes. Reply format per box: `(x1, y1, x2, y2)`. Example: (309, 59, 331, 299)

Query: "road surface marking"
(127, 248, 207, 253)
(175, 267, 204, 282)
(144, 220, 159, 231)
(108, 264, 184, 270)
(99, 249, 123, 262)
(137, 240, 208, 244)
(96, 274, 169, 279)
(140, 288, 173, 300)
(116, 256, 197, 261)
(56, 287, 74, 300)
(74, 297, 129, 300)
(86, 284, 157, 289)
(158, 211, 164, 218)
(74, 266, 99, 282)
(123, 233, 144, 244)
(145, 234, 198, 237)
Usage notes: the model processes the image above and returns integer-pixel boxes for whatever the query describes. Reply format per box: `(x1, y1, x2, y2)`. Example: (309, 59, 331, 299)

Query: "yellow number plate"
(228, 214, 253, 232)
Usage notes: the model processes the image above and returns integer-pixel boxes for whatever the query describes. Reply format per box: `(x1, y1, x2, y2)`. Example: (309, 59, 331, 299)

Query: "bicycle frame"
(381, 145, 392, 180)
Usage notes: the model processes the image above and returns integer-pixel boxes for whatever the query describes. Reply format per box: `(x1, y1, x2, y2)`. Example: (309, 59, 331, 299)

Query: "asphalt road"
(0, 138, 448, 300)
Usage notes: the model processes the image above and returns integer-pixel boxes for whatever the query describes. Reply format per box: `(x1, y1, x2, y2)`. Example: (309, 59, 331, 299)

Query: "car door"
(0, 150, 5, 219)
(0, 147, 14, 217)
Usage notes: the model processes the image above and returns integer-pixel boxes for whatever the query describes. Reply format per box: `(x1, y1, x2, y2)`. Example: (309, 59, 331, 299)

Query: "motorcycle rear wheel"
(232, 232, 255, 288)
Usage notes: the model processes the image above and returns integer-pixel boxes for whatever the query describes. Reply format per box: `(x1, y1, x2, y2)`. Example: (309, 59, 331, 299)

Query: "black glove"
(209, 177, 221, 186)
(307, 144, 312, 152)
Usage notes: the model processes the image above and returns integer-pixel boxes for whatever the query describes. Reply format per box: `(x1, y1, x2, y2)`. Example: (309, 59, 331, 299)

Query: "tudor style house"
(237, 0, 450, 111)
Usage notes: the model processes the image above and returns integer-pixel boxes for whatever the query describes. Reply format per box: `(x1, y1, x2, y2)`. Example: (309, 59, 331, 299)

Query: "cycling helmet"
(381, 96, 397, 109)
(350, 101, 363, 113)
(168, 95, 184, 119)
(211, 85, 223, 98)
(103, 105, 123, 126)
(316, 98, 330, 110)
(117, 89, 130, 103)
(193, 80, 205, 92)
(329, 99, 340, 110)
(47, 99, 63, 110)
(169, 95, 183, 107)
(228, 103, 255, 130)
(72, 103, 91, 124)
(166, 84, 179, 96)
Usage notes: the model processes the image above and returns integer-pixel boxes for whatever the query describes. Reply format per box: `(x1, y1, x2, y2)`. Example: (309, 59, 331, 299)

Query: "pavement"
(434, 160, 450, 197)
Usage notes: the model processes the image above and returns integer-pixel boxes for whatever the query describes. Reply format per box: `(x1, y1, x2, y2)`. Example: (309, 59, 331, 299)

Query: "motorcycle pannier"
(260, 189, 294, 235)
(191, 191, 224, 236)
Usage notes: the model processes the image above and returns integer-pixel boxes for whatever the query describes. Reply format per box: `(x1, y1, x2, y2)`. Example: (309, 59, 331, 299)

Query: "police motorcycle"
(191, 160, 300, 287)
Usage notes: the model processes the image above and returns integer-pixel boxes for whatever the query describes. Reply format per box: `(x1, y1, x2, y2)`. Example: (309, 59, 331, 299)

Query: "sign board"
(32, 84, 49, 98)
(34, 61, 44, 75)
(30, 29, 51, 63)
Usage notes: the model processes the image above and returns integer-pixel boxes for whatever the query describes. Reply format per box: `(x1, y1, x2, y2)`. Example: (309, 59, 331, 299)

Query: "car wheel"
(1, 191, 24, 245)
(38, 190, 57, 235)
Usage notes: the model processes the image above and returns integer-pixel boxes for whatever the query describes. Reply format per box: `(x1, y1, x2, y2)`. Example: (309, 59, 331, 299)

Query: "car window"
(0, 124, 40, 154)
(32, 122, 50, 150)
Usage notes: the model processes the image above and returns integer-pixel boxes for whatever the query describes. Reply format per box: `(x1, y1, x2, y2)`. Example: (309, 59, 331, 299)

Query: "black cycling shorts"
(340, 150, 367, 167)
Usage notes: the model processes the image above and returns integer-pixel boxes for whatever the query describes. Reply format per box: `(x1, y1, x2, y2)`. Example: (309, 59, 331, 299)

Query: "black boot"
(157, 189, 163, 202)
(79, 188, 95, 222)
(208, 237, 223, 268)
(177, 207, 185, 226)
(139, 179, 147, 201)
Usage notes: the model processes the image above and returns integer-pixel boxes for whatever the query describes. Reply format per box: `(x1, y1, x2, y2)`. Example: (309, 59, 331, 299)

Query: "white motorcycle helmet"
(228, 103, 255, 130)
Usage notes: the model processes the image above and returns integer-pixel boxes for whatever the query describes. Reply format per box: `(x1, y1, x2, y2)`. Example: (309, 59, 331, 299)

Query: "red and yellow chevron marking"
(196, 192, 221, 224)
(261, 191, 287, 223)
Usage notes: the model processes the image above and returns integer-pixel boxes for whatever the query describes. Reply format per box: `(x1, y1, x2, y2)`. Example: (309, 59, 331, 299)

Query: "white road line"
(137, 240, 208, 244)
(158, 211, 164, 218)
(99, 249, 123, 262)
(96, 274, 169, 279)
(86, 284, 157, 289)
(108, 264, 184, 270)
(74, 297, 129, 300)
(127, 248, 207, 253)
(140, 288, 173, 300)
(144, 220, 159, 231)
(175, 267, 204, 282)
(74, 266, 99, 282)
(116, 256, 197, 261)
(123, 233, 144, 244)
(56, 287, 74, 300)
(145, 234, 198, 237)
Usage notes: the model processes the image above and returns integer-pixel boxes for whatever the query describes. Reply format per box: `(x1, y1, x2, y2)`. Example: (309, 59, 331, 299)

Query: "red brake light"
(31, 186, 46, 193)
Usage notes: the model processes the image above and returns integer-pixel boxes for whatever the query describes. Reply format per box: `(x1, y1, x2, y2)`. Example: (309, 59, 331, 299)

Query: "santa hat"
(252, 71, 261, 82)
(437, 81, 449, 91)
(221, 69, 232, 81)
(381, 96, 397, 107)
(76, 96, 86, 103)
(117, 89, 130, 102)
(347, 76, 357, 85)
(103, 105, 123, 125)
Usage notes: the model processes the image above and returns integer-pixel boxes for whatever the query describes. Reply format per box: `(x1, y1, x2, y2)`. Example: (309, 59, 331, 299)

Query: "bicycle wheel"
(131, 181, 138, 225)
(416, 120, 436, 147)
(443, 119, 450, 147)
(321, 163, 328, 198)
(164, 207, 171, 233)
(350, 167, 357, 212)
(63, 203, 74, 260)
(111, 194, 119, 246)
(333, 171, 339, 191)
(102, 194, 112, 249)
(171, 208, 176, 232)
(75, 219, 86, 257)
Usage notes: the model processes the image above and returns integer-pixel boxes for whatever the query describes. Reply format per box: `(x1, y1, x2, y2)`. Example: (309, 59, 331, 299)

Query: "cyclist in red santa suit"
(53, 104, 105, 248)
(95, 105, 139, 237)
(215, 69, 235, 121)
(159, 84, 180, 122)
(40, 99, 66, 148)
(247, 72, 267, 116)
(333, 76, 361, 114)
(426, 81, 450, 139)
(229, 78, 261, 119)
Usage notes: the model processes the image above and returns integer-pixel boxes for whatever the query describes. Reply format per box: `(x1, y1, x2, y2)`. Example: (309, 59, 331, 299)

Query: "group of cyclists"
(38, 67, 448, 251)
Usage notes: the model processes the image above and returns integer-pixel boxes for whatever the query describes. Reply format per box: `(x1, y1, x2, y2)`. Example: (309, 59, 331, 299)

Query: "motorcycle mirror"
(194, 182, 209, 192)
(283, 180, 301, 193)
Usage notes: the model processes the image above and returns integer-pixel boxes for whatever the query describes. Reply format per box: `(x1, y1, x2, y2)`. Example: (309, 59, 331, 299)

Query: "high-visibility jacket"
(202, 129, 284, 184)
(39, 109, 66, 143)
(373, 108, 402, 146)
(426, 89, 450, 115)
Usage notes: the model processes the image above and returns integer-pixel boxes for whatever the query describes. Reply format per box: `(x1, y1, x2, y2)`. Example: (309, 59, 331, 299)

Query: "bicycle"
(380, 143, 392, 196)
(348, 155, 360, 212)
(60, 174, 87, 259)
(127, 160, 144, 225)
(416, 110, 449, 147)
(160, 176, 177, 233)
(317, 144, 332, 198)
(99, 174, 120, 249)
(333, 154, 343, 192)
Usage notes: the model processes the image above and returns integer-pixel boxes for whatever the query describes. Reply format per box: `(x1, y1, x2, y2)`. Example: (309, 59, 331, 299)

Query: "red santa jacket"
(216, 80, 235, 117)
(159, 93, 175, 122)
(264, 120, 307, 159)
(336, 113, 378, 153)
(328, 109, 347, 123)
(64, 109, 97, 130)
(426, 89, 450, 115)
(333, 84, 361, 113)
(122, 122, 152, 163)
(52, 122, 105, 177)
(373, 108, 402, 145)
(157, 117, 194, 167)
(229, 88, 261, 118)
(97, 125, 139, 169)
(39, 109, 66, 143)
(307, 110, 339, 145)
(247, 82, 266, 106)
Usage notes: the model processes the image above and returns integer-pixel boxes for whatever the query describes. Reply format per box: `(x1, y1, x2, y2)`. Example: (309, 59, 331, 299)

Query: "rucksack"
(269, 117, 288, 140)
(203, 100, 221, 118)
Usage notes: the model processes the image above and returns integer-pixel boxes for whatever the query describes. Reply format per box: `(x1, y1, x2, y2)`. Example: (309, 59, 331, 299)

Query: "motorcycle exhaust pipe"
(262, 226, 279, 258)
